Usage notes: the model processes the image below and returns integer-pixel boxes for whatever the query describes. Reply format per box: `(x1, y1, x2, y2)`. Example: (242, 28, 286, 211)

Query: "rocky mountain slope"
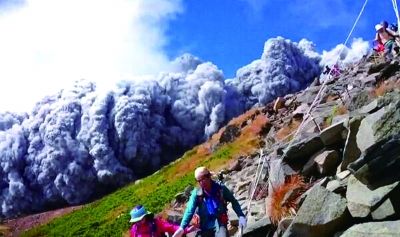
(167, 54, 400, 237)
(5, 52, 400, 236)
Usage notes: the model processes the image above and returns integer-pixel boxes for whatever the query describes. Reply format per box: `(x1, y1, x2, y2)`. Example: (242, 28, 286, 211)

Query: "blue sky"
(0, 0, 398, 112)
(165, 0, 398, 77)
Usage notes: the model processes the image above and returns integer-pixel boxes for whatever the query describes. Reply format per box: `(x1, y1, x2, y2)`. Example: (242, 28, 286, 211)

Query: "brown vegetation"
(372, 80, 400, 97)
(275, 118, 302, 142)
(265, 175, 308, 225)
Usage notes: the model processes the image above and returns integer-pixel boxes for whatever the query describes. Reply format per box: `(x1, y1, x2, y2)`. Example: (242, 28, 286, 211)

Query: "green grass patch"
(22, 144, 237, 237)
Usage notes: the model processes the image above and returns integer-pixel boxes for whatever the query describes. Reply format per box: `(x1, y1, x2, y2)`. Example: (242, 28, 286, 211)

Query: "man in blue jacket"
(173, 167, 247, 237)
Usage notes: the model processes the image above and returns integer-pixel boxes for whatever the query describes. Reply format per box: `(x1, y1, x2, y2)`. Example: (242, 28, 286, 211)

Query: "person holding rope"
(172, 167, 246, 237)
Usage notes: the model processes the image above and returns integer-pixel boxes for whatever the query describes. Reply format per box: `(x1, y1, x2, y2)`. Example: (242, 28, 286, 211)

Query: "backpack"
(195, 181, 229, 225)
(390, 23, 398, 32)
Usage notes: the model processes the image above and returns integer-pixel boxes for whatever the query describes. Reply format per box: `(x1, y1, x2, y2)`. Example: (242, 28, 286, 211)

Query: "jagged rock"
(356, 97, 400, 153)
(348, 134, 400, 189)
(292, 103, 309, 116)
(242, 216, 272, 237)
(301, 149, 323, 176)
(174, 192, 188, 204)
(339, 117, 362, 173)
(228, 160, 243, 172)
(275, 217, 293, 237)
(274, 97, 285, 112)
(282, 135, 324, 167)
(357, 99, 379, 114)
(372, 184, 400, 220)
(220, 124, 241, 144)
(356, 107, 386, 152)
(283, 186, 349, 237)
(346, 175, 399, 218)
(367, 61, 388, 74)
(332, 114, 349, 125)
(336, 170, 351, 180)
(376, 61, 400, 81)
(320, 121, 346, 146)
(348, 90, 374, 111)
(314, 150, 340, 175)
(297, 86, 321, 104)
(326, 180, 341, 192)
(340, 220, 400, 237)
(313, 101, 340, 119)
(371, 198, 396, 220)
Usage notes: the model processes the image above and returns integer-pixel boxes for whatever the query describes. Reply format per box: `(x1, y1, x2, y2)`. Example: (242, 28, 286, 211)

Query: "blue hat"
(129, 205, 152, 223)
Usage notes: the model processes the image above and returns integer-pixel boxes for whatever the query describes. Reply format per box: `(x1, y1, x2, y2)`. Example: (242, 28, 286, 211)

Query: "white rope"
(245, 0, 370, 221)
(392, 0, 400, 33)
(282, 0, 369, 157)
(246, 150, 266, 219)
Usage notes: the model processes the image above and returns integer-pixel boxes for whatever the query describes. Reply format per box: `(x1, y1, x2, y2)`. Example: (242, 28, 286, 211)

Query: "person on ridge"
(129, 205, 194, 237)
(172, 167, 247, 237)
(375, 21, 399, 58)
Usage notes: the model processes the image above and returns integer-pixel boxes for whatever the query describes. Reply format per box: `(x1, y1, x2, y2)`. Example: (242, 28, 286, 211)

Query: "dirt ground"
(1, 205, 83, 237)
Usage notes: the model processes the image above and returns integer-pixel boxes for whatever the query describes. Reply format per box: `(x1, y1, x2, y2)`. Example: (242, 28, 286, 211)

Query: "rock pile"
(169, 55, 400, 237)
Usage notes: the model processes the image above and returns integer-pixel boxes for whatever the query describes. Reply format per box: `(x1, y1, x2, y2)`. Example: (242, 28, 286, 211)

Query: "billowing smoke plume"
(227, 37, 321, 109)
(320, 37, 369, 67)
(0, 37, 321, 218)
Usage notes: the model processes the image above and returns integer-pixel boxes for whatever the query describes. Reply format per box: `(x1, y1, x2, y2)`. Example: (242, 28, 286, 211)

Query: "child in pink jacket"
(129, 205, 194, 237)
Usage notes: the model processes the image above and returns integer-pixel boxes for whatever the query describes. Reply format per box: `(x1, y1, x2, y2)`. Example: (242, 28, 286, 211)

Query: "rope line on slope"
(245, 0, 370, 223)
(282, 0, 369, 157)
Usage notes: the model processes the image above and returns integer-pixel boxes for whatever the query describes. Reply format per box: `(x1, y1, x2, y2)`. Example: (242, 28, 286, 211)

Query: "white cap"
(194, 167, 210, 180)
(375, 24, 383, 31)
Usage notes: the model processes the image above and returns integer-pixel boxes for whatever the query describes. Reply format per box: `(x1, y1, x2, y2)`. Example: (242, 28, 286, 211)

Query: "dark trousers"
(195, 226, 228, 237)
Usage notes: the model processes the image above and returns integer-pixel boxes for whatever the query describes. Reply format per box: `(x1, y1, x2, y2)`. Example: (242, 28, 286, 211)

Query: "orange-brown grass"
(323, 105, 348, 129)
(241, 114, 268, 135)
(228, 108, 259, 126)
(336, 105, 348, 115)
(166, 108, 269, 181)
(373, 80, 400, 97)
(266, 175, 307, 225)
(325, 94, 339, 103)
(275, 118, 301, 142)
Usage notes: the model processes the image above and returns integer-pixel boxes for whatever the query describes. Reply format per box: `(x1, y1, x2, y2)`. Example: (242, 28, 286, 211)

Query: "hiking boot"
(347, 158, 366, 174)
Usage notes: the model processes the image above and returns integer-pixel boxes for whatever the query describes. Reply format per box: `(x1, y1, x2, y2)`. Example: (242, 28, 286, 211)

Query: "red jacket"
(130, 217, 181, 237)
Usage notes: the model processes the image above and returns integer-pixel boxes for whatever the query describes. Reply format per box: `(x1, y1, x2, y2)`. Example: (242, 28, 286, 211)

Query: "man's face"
(196, 172, 212, 190)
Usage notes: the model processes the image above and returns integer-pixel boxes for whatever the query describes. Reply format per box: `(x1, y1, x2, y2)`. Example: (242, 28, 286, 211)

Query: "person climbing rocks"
(172, 167, 247, 237)
(375, 21, 399, 59)
(129, 205, 194, 237)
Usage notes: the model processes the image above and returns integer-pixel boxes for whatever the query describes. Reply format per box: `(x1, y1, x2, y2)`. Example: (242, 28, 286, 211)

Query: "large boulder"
(283, 186, 349, 237)
(319, 121, 346, 146)
(241, 216, 272, 237)
(340, 220, 400, 237)
(346, 175, 399, 218)
(282, 135, 324, 169)
(339, 117, 362, 173)
(356, 95, 400, 152)
(348, 134, 400, 189)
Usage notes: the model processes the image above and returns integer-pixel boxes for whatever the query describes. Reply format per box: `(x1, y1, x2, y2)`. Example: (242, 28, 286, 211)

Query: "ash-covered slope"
(0, 37, 322, 218)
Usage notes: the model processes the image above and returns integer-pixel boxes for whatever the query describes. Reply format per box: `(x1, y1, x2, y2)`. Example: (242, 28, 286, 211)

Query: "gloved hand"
(239, 216, 247, 229)
(172, 227, 184, 237)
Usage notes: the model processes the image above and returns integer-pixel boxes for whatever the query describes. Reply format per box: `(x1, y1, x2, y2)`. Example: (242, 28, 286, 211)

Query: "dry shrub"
(373, 80, 400, 97)
(275, 118, 301, 142)
(241, 114, 268, 135)
(228, 108, 259, 126)
(325, 94, 339, 103)
(266, 175, 308, 225)
(336, 105, 348, 115)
